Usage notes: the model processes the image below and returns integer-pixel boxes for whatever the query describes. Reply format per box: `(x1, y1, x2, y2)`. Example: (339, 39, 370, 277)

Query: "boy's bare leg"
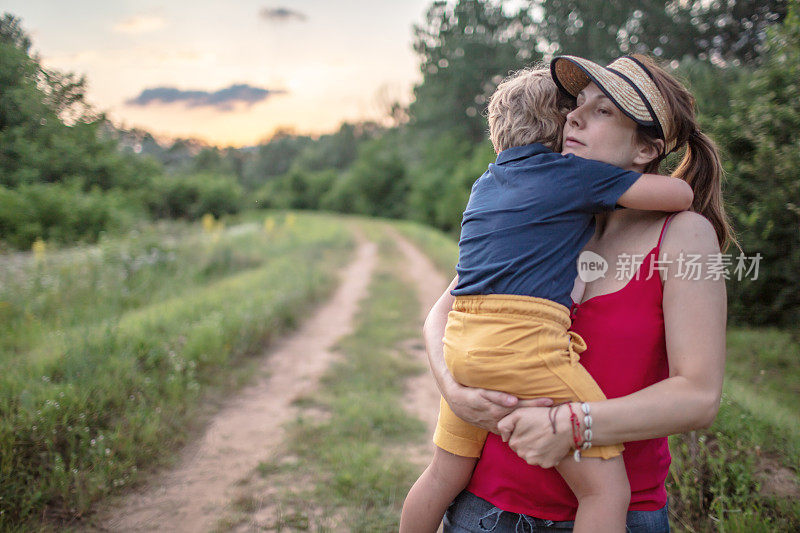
(400, 446, 477, 533)
(556, 455, 630, 533)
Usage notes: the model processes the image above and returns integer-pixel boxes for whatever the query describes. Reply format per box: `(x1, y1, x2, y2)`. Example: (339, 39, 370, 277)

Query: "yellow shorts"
(433, 294, 624, 460)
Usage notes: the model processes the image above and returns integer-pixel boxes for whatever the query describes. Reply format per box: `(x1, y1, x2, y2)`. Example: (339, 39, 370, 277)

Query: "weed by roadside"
(667, 327, 800, 531)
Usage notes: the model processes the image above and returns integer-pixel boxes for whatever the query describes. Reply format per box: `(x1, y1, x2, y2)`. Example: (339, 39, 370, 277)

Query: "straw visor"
(551, 55, 676, 154)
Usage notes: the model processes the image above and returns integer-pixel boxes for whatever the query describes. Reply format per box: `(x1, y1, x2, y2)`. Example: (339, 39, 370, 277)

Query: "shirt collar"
(495, 143, 551, 165)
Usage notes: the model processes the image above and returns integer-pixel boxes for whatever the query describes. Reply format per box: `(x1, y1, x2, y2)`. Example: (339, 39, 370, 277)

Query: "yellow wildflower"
(32, 238, 46, 260)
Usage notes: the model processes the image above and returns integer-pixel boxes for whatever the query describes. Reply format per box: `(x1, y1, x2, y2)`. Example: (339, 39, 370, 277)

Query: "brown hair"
(487, 66, 575, 153)
(631, 54, 737, 251)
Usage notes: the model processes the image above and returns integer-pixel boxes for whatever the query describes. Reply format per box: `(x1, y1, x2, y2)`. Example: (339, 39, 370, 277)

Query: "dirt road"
(92, 236, 378, 532)
(390, 230, 450, 447)
(91, 229, 448, 532)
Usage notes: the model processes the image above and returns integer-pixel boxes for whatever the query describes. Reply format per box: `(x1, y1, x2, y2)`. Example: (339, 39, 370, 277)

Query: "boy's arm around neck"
(616, 173, 694, 212)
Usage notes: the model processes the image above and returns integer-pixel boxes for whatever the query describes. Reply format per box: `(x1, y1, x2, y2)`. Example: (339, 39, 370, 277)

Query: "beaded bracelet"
(580, 402, 593, 452)
(567, 402, 595, 462)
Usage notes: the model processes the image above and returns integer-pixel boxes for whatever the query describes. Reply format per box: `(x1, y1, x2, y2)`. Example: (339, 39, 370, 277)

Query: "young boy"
(399, 66, 692, 532)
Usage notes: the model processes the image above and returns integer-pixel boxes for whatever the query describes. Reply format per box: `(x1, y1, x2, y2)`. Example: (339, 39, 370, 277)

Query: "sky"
(3, 0, 433, 146)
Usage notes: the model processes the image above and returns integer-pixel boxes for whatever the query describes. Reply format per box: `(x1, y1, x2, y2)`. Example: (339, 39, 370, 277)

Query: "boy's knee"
(573, 480, 630, 508)
(428, 447, 476, 489)
(569, 465, 630, 503)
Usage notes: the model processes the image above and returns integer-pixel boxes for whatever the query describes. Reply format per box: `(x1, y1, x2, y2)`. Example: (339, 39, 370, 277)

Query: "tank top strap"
(655, 213, 677, 254)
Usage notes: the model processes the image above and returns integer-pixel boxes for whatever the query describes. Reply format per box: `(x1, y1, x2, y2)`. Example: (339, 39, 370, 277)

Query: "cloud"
(113, 15, 167, 34)
(259, 7, 307, 22)
(126, 84, 285, 111)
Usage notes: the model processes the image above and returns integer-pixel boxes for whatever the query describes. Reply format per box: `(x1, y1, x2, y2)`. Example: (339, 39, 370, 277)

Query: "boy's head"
(487, 66, 575, 153)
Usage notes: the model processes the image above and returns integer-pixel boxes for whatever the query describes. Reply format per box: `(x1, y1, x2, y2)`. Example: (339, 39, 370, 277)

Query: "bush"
(145, 173, 243, 220)
(0, 183, 140, 249)
(406, 135, 495, 233)
(668, 432, 760, 526)
(255, 168, 338, 210)
(321, 137, 409, 218)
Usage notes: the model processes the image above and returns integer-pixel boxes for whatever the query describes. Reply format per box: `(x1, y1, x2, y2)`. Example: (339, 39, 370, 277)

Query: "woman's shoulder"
(660, 211, 720, 254)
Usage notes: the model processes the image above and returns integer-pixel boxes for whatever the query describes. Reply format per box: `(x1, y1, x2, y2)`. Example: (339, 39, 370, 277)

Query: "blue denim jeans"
(443, 490, 670, 533)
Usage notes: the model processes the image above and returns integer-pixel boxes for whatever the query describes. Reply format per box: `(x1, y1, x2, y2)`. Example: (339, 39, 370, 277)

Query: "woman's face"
(561, 82, 648, 171)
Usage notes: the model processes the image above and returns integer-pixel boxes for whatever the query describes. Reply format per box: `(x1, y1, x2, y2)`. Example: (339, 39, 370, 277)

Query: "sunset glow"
(4, 0, 431, 146)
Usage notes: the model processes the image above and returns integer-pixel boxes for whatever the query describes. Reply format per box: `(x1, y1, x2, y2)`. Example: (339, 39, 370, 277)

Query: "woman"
(423, 54, 731, 532)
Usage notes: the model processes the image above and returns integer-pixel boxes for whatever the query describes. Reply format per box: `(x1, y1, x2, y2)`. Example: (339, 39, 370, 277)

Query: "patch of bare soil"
(87, 235, 377, 532)
(218, 451, 346, 532)
(754, 454, 800, 499)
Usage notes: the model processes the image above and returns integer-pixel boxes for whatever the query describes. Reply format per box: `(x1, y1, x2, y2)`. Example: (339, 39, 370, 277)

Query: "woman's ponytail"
(674, 129, 736, 250)
(630, 54, 738, 251)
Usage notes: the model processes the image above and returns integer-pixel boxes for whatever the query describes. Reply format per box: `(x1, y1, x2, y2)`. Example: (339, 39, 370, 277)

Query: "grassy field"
(0, 211, 355, 529)
(667, 327, 800, 532)
(396, 221, 800, 532)
(3, 214, 797, 531)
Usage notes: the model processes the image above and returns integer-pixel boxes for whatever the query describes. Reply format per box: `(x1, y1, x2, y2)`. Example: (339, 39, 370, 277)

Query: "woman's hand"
(445, 383, 519, 433)
(497, 403, 573, 468)
(424, 275, 553, 433)
(424, 276, 517, 432)
(444, 384, 554, 434)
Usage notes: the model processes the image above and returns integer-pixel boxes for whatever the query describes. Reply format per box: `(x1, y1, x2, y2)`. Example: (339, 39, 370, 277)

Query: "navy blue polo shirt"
(452, 143, 642, 307)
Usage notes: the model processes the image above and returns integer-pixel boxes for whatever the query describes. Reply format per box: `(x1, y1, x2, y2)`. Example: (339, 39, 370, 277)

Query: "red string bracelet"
(567, 403, 582, 461)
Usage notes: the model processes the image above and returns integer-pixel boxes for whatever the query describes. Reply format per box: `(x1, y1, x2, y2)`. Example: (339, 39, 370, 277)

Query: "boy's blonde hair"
(487, 66, 574, 153)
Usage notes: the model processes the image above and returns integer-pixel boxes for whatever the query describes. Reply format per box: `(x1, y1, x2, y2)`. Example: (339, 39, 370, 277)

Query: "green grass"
(392, 219, 458, 277)
(1, 213, 334, 358)
(668, 327, 800, 532)
(0, 210, 355, 529)
(244, 228, 427, 531)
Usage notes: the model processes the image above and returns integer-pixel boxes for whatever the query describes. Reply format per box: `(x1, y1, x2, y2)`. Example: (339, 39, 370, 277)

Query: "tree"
(536, 0, 788, 65)
(410, 0, 540, 143)
(0, 13, 30, 51)
(322, 134, 409, 218)
(0, 15, 48, 136)
(1, 13, 93, 125)
(292, 122, 363, 172)
(0, 14, 166, 248)
(713, 2, 800, 325)
(0, 13, 158, 191)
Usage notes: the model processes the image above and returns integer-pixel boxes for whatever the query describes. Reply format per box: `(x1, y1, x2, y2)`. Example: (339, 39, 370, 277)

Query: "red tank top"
(466, 215, 675, 520)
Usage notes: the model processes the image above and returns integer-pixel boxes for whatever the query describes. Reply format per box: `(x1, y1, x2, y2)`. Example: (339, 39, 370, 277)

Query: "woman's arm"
(424, 275, 551, 433)
(498, 212, 726, 466)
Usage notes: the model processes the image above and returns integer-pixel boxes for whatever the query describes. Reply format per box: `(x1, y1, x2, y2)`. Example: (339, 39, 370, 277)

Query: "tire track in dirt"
(90, 232, 377, 532)
(389, 229, 451, 469)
